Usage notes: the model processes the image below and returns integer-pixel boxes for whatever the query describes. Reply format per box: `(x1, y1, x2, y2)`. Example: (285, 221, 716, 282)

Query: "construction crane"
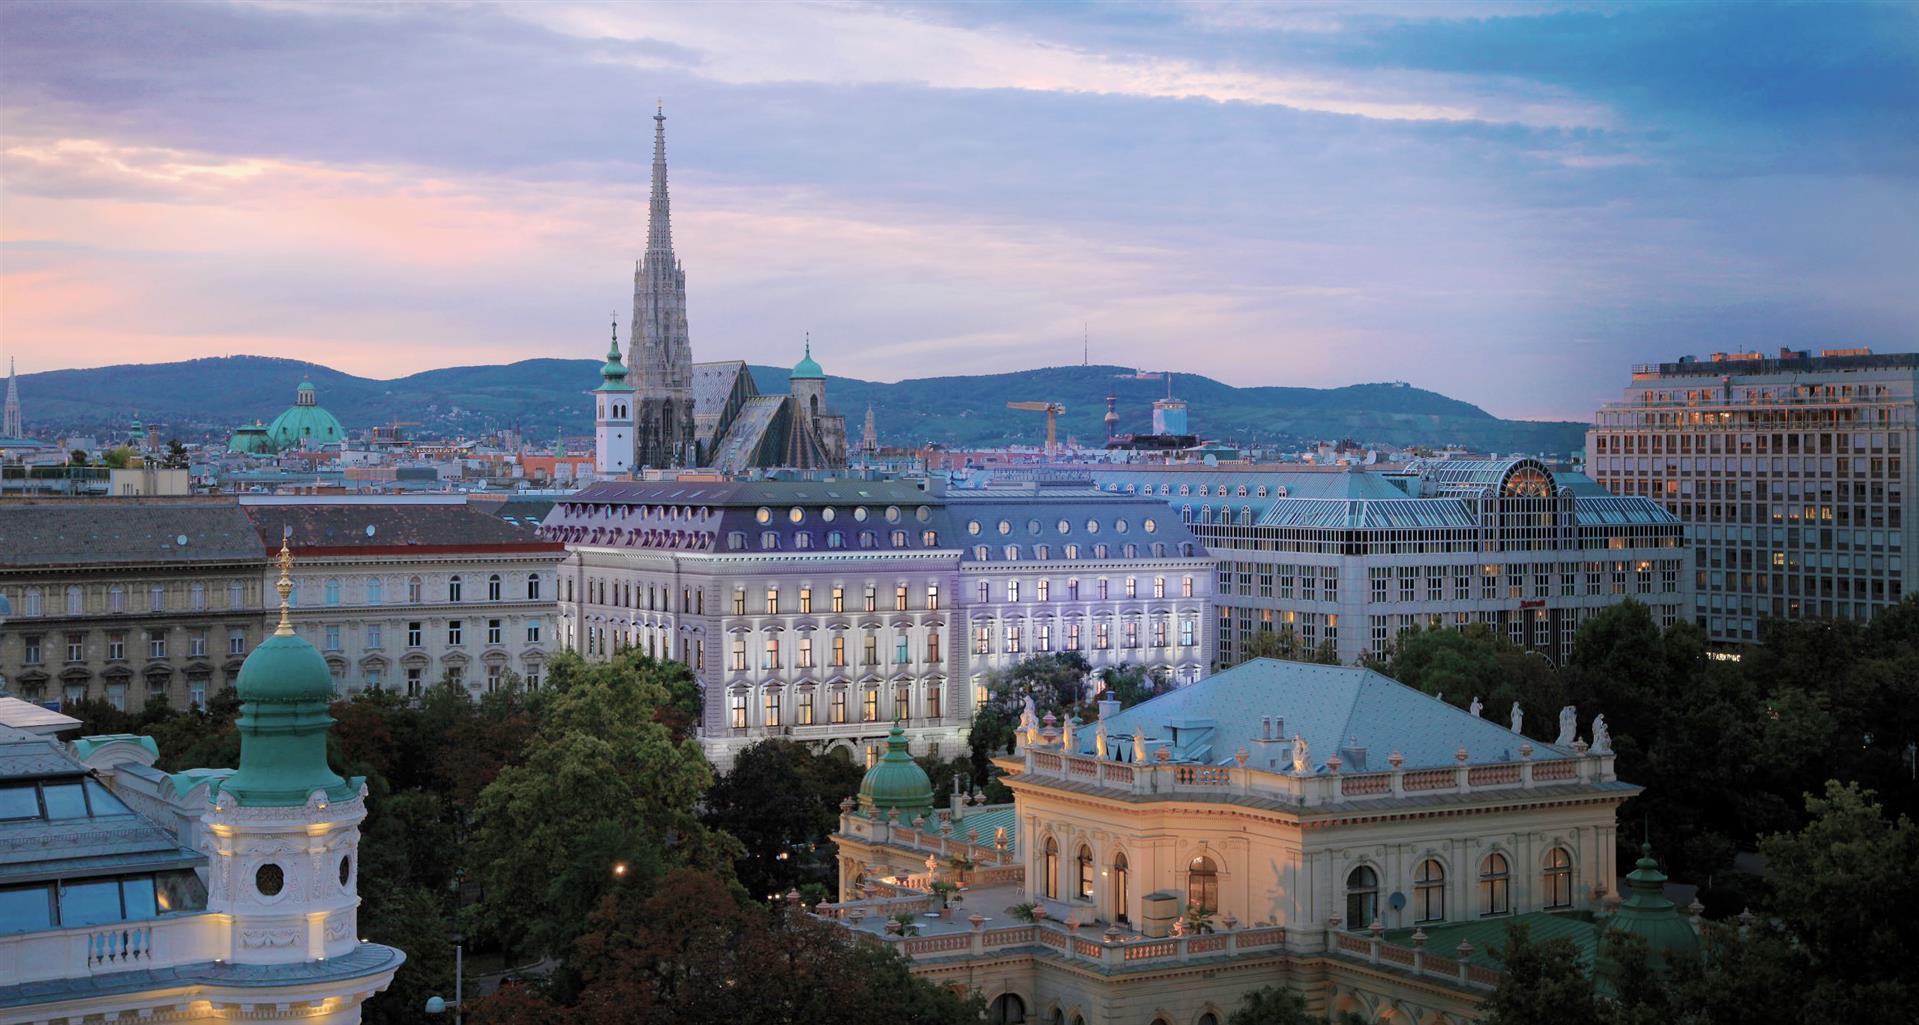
(1007, 401, 1066, 460)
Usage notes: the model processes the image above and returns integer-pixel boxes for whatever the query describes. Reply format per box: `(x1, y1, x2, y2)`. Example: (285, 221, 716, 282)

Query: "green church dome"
(597, 325, 634, 393)
(790, 340, 824, 381)
(220, 545, 354, 807)
(227, 423, 273, 454)
(266, 378, 345, 450)
(857, 723, 933, 817)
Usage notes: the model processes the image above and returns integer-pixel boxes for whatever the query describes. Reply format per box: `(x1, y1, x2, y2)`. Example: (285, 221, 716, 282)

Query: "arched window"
(1042, 838, 1059, 900)
(1543, 847, 1573, 909)
(1075, 845, 1094, 901)
(324, 579, 341, 606)
(408, 576, 423, 604)
(448, 575, 463, 602)
(1198, 1014, 1221, 1025)
(1480, 853, 1511, 916)
(527, 573, 541, 601)
(1345, 865, 1378, 928)
(367, 577, 384, 604)
(488, 574, 502, 601)
(66, 586, 83, 615)
(987, 993, 1026, 1024)
(1112, 851, 1130, 923)
(1186, 855, 1218, 913)
(1414, 859, 1446, 923)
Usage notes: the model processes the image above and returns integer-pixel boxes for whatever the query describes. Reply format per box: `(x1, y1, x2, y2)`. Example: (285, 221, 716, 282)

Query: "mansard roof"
(0, 502, 264, 568)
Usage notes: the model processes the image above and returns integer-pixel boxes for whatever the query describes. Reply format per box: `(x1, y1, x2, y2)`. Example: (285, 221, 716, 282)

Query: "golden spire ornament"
(274, 538, 295, 636)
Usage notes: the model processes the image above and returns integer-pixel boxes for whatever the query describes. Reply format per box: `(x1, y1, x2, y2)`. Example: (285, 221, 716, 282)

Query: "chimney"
(1097, 697, 1120, 722)
(1261, 716, 1272, 740)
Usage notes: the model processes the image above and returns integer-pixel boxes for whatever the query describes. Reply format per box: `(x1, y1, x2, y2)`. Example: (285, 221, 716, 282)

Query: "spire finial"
(274, 539, 295, 636)
(805, 331, 811, 358)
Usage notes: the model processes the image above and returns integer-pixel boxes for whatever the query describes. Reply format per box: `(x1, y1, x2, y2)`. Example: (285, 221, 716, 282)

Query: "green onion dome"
(857, 723, 933, 818)
(1603, 844, 1699, 961)
(790, 341, 824, 381)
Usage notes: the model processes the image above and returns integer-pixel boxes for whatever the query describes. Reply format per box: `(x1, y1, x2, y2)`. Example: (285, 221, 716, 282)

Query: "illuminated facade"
(1588, 349, 1916, 643)
(1087, 459, 1686, 667)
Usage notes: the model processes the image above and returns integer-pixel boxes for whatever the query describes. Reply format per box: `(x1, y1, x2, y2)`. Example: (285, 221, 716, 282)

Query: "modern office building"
(1589, 348, 1916, 643)
(541, 476, 1213, 769)
(0, 500, 269, 710)
(1086, 458, 1687, 667)
(826, 658, 1684, 1025)
(237, 497, 565, 698)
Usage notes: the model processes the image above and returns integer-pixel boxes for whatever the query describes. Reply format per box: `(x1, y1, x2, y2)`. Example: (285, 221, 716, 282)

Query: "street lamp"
(424, 934, 463, 1025)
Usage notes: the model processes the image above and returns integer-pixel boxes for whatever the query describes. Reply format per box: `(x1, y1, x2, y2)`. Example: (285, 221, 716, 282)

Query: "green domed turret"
(790, 340, 824, 381)
(596, 320, 634, 394)
(858, 723, 933, 818)
(220, 543, 354, 807)
(1602, 844, 1699, 966)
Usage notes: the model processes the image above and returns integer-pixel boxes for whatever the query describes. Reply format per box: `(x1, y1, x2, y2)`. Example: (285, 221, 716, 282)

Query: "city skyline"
(3, 2, 1916, 420)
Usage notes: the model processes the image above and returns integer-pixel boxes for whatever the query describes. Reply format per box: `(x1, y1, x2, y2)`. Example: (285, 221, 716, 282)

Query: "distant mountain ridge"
(13, 355, 1588, 453)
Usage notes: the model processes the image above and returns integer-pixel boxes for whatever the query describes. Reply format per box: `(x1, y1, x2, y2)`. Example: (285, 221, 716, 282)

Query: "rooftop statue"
(1468, 696, 1483, 718)
(1592, 714, 1612, 754)
(1291, 733, 1310, 773)
(1095, 719, 1109, 759)
(1132, 730, 1147, 763)
(1556, 706, 1578, 747)
(1510, 702, 1524, 735)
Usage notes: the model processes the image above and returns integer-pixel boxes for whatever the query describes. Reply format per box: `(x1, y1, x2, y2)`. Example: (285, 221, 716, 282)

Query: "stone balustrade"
(0, 913, 227, 988)
(1012, 742, 1614, 809)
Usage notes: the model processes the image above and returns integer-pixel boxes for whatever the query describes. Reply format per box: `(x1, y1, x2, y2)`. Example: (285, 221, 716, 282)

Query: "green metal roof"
(790, 342, 824, 380)
(858, 723, 933, 816)
(222, 631, 356, 807)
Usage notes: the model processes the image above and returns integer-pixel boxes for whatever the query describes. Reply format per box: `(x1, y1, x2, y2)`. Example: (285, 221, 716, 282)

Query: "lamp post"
(424, 934, 463, 1025)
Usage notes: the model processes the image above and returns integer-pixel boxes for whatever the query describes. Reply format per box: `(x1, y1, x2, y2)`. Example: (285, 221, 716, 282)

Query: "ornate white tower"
(595, 318, 636, 477)
(202, 542, 373, 968)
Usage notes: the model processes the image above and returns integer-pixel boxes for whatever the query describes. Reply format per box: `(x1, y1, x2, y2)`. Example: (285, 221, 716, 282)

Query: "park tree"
(1377, 624, 1565, 740)
(1228, 985, 1366, 1025)
(1478, 923, 1600, 1025)
(161, 438, 190, 468)
(704, 739, 862, 898)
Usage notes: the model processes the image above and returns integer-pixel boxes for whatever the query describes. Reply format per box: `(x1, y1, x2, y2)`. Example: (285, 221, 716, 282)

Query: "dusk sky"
(2, 1, 1915, 420)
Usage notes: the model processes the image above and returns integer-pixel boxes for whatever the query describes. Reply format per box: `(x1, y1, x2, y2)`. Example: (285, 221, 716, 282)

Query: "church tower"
(203, 542, 369, 967)
(3, 357, 21, 438)
(861, 403, 878, 456)
(595, 318, 636, 477)
(631, 104, 697, 470)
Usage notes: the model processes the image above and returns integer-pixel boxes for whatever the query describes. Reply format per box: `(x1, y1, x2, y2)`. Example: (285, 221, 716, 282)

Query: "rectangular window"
(367, 623, 383, 649)
(862, 689, 879, 722)
(1095, 622, 1110, 649)
(526, 621, 541, 644)
(1126, 577, 1137, 598)
(1067, 622, 1082, 650)
(926, 584, 940, 611)
(764, 691, 781, 728)
(1068, 578, 1080, 600)
(894, 683, 911, 719)
(832, 635, 847, 667)
(189, 628, 207, 657)
(1008, 580, 1020, 603)
(407, 622, 423, 648)
(799, 690, 816, 725)
(926, 685, 941, 720)
(732, 639, 748, 671)
(1154, 619, 1168, 647)
(1034, 578, 1048, 602)
(864, 586, 878, 613)
(831, 690, 848, 724)
(108, 632, 125, 661)
(765, 588, 779, 615)
(1006, 625, 1022, 654)
(731, 693, 747, 729)
(1037, 623, 1051, 651)
(1154, 577, 1166, 599)
(1098, 579, 1110, 601)
(764, 638, 780, 669)
(926, 633, 941, 662)
(896, 585, 909, 611)
(146, 630, 165, 659)
(974, 625, 991, 654)
(798, 636, 814, 668)
(895, 636, 910, 663)
(149, 586, 165, 612)
(1124, 620, 1138, 648)
(734, 589, 747, 615)
(22, 635, 41, 665)
(488, 619, 502, 645)
(323, 625, 341, 652)
(1181, 617, 1196, 647)
(832, 587, 845, 613)
(447, 621, 463, 646)
(863, 634, 878, 666)
(978, 580, 990, 604)
(799, 587, 812, 614)
(67, 633, 85, 663)
(229, 628, 247, 656)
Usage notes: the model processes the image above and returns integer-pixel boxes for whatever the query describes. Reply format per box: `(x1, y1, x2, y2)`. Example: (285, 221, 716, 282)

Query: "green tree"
(358, 883, 461, 1025)
(1479, 923, 1600, 1025)
(704, 739, 862, 897)
(1227, 985, 1365, 1025)
(160, 438, 190, 468)
(100, 445, 134, 469)
(67, 449, 88, 465)
(1236, 627, 1302, 665)
(1378, 624, 1565, 739)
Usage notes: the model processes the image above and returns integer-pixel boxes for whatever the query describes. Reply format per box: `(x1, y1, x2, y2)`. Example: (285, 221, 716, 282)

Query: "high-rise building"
(631, 105, 697, 470)
(1589, 349, 1917, 643)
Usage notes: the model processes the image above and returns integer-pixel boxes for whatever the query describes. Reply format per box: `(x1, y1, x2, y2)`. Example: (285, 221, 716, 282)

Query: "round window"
(968, 520, 982, 536)
(853, 507, 868, 522)
(1115, 518, 1129, 533)
(916, 506, 931, 522)
(255, 863, 285, 897)
(1085, 518, 1101, 534)
(1027, 518, 1042, 535)
(997, 520, 1012, 535)
(339, 854, 352, 887)
(789, 507, 804, 524)
(1143, 518, 1157, 534)
(821, 507, 836, 522)
(755, 507, 772, 525)
(885, 505, 901, 523)
(1057, 519, 1071, 535)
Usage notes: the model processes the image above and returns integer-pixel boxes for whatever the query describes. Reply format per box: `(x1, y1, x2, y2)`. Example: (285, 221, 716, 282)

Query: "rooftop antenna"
(1083, 323, 1089, 366)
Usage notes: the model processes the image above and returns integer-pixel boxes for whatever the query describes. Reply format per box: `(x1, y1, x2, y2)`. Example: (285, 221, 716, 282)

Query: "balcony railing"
(0, 913, 226, 988)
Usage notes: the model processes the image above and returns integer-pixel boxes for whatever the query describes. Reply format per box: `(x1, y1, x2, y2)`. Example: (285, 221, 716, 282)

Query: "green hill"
(14, 356, 1587, 454)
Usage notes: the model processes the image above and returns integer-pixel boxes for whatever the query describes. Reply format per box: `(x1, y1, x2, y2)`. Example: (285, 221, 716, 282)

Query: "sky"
(1, 2, 1915, 420)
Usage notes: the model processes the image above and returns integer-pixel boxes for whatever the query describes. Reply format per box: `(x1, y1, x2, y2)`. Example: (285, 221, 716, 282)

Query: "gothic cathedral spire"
(3, 357, 21, 439)
(631, 103, 698, 469)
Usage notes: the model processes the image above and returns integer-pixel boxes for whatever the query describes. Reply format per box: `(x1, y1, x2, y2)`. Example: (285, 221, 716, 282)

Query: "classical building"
(0, 551, 404, 1023)
(599, 107, 847, 475)
(0, 500, 269, 711)
(1588, 348, 1916, 643)
(948, 479, 1214, 699)
(237, 496, 564, 698)
(828, 659, 1692, 1025)
(541, 476, 1212, 769)
(1085, 459, 1687, 667)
